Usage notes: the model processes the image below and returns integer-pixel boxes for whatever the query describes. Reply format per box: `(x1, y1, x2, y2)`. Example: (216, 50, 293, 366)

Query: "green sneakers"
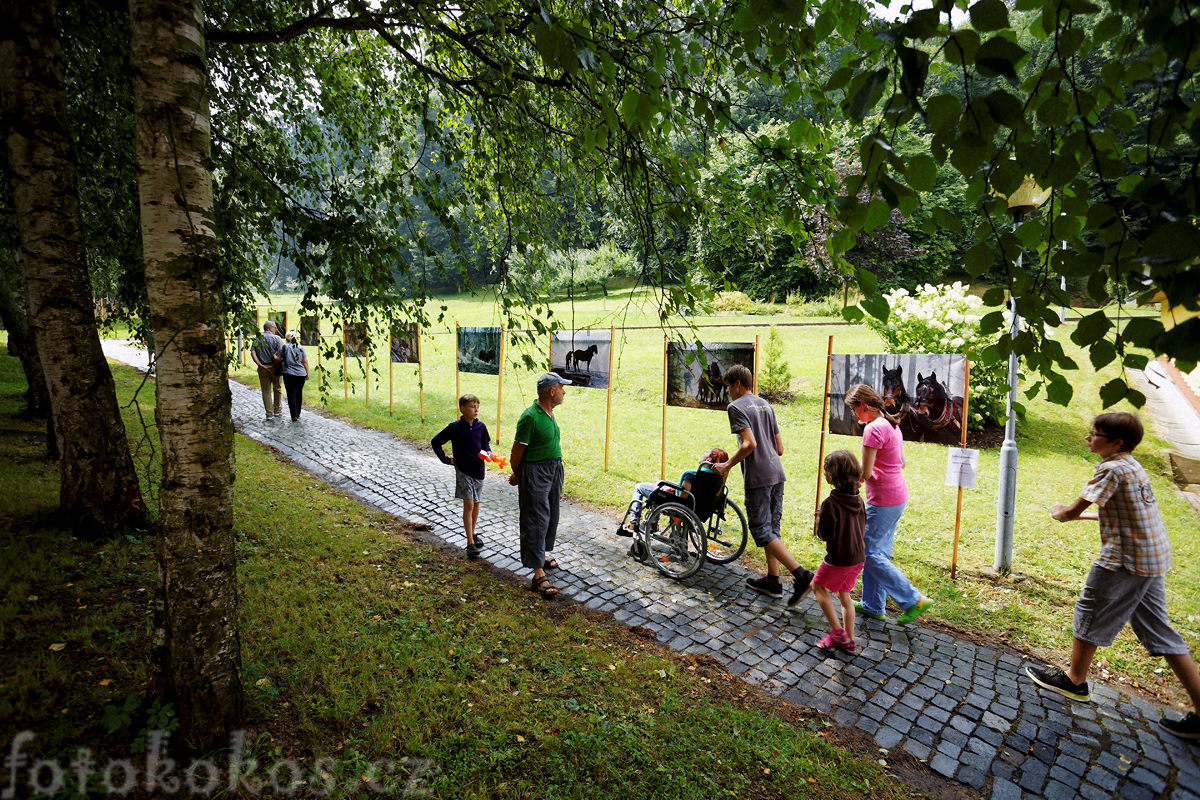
(897, 597, 934, 625)
(854, 601, 885, 621)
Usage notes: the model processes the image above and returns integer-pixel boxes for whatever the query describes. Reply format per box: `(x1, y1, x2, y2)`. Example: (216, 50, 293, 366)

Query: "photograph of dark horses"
(827, 353, 967, 445)
(666, 341, 755, 411)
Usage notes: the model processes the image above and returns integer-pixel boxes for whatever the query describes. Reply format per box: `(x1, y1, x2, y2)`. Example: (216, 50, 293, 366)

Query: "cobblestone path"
(105, 341, 1200, 799)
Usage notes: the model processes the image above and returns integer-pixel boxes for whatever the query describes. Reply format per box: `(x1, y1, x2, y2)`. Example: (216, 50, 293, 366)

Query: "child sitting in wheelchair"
(618, 447, 729, 537)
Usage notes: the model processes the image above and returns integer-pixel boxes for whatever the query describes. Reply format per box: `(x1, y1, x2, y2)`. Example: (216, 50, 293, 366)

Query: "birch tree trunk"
(0, 0, 145, 531)
(129, 0, 242, 748)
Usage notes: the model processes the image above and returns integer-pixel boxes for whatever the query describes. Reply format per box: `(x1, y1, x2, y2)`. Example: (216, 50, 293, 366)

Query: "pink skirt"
(813, 560, 864, 594)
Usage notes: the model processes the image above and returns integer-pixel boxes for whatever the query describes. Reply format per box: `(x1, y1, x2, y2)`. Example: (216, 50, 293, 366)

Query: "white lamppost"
(993, 176, 1051, 574)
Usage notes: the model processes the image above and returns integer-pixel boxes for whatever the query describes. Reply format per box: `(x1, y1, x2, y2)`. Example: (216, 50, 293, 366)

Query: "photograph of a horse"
(299, 316, 320, 347)
(343, 321, 369, 359)
(828, 353, 967, 445)
(550, 330, 611, 389)
(258, 308, 288, 335)
(458, 326, 501, 375)
(666, 341, 755, 410)
(390, 323, 420, 364)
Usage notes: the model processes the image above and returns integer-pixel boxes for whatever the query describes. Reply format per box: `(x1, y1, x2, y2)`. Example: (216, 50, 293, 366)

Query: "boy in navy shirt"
(432, 394, 493, 559)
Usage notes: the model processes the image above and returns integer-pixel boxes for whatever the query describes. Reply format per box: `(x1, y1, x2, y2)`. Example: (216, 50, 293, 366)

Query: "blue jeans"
(861, 502, 921, 616)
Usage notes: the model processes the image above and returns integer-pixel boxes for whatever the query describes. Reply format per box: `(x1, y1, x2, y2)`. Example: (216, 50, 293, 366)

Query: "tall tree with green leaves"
(0, 0, 146, 534)
(129, 0, 242, 749)
(831, 0, 1200, 406)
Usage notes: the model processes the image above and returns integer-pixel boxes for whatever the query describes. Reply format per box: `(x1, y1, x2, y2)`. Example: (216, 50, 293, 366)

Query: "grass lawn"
(0, 340, 923, 799)
(231, 287, 1200, 710)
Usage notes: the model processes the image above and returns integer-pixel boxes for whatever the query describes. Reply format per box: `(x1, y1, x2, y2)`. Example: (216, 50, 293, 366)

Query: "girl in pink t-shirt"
(845, 384, 932, 626)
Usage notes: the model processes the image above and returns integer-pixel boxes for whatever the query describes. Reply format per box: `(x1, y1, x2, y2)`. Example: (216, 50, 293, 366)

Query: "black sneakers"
(1160, 712, 1200, 741)
(1025, 665, 1091, 702)
(746, 575, 783, 599)
(788, 567, 814, 607)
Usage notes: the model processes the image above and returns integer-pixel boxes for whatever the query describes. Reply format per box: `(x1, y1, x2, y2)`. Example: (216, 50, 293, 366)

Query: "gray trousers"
(518, 458, 563, 569)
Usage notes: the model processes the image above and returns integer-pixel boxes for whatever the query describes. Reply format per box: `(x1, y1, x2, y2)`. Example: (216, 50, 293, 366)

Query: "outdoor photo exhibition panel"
(456, 325, 504, 442)
(820, 347, 974, 578)
(343, 321, 369, 401)
(550, 330, 612, 389)
(666, 341, 756, 411)
(551, 328, 618, 470)
(661, 339, 757, 478)
(389, 323, 424, 420)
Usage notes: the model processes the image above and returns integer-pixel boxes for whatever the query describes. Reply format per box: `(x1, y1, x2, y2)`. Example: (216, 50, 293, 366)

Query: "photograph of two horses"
(666, 341, 756, 411)
(827, 353, 968, 446)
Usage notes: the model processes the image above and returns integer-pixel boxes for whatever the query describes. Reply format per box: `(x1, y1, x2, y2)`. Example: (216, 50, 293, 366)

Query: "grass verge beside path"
(0, 347, 922, 799)
(232, 288, 1200, 710)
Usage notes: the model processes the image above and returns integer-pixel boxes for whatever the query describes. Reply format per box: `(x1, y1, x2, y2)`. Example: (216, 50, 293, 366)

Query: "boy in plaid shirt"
(1025, 412, 1200, 740)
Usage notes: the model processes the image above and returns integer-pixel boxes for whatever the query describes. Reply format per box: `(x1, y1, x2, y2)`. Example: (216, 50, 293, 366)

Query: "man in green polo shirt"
(509, 372, 571, 598)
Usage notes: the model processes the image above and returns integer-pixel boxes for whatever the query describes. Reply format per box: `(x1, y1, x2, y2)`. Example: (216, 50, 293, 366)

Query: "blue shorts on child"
(455, 469, 483, 502)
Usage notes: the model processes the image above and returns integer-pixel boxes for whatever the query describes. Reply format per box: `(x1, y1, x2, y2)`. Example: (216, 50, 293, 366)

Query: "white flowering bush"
(864, 282, 1008, 429)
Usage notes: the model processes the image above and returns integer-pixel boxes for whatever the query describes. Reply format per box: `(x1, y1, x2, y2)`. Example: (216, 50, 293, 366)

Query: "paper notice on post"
(945, 447, 980, 489)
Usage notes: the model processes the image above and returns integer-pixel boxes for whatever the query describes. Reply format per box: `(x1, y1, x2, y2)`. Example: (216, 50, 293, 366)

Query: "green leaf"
(842, 305, 865, 322)
(982, 287, 1006, 306)
(1099, 378, 1127, 408)
(1139, 220, 1200, 268)
(1035, 97, 1068, 127)
(970, 0, 1010, 31)
(1120, 317, 1165, 347)
(983, 90, 1024, 128)
(1045, 373, 1073, 405)
(847, 68, 889, 121)
(964, 241, 995, 277)
(933, 206, 962, 234)
(975, 36, 1027, 81)
(620, 88, 640, 128)
(825, 67, 854, 92)
(907, 154, 938, 191)
(865, 198, 891, 232)
(926, 93, 962, 131)
(944, 30, 981, 66)
(1088, 339, 1117, 370)
(830, 228, 857, 255)
(1072, 310, 1112, 346)
(857, 267, 879, 296)
(1123, 352, 1149, 370)
(860, 292, 890, 323)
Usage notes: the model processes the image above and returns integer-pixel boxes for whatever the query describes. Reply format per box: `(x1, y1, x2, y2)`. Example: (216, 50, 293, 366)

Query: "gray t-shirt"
(727, 392, 785, 489)
(252, 331, 283, 368)
(281, 343, 307, 377)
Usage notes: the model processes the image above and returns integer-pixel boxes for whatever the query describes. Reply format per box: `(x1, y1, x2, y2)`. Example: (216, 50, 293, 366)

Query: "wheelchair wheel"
(642, 501, 706, 580)
(705, 498, 748, 565)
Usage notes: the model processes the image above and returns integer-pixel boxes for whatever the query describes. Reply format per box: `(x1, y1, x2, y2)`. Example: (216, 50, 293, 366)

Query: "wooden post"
(496, 324, 505, 444)
(388, 357, 393, 415)
(311, 317, 321, 389)
(417, 328, 425, 423)
(660, 335, 668, 480)
(814, 336, 834, 533)
(951, 357, 973, 581)
(342, 327, 348, 400)
(754, 334, 760, 394)
(365, 331, 370, 408)
(604, 325, 614, 472)
(454, 323, 460, 417)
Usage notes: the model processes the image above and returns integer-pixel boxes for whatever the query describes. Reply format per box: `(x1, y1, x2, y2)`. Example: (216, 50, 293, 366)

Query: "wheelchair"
(617, 462, 749, 580)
